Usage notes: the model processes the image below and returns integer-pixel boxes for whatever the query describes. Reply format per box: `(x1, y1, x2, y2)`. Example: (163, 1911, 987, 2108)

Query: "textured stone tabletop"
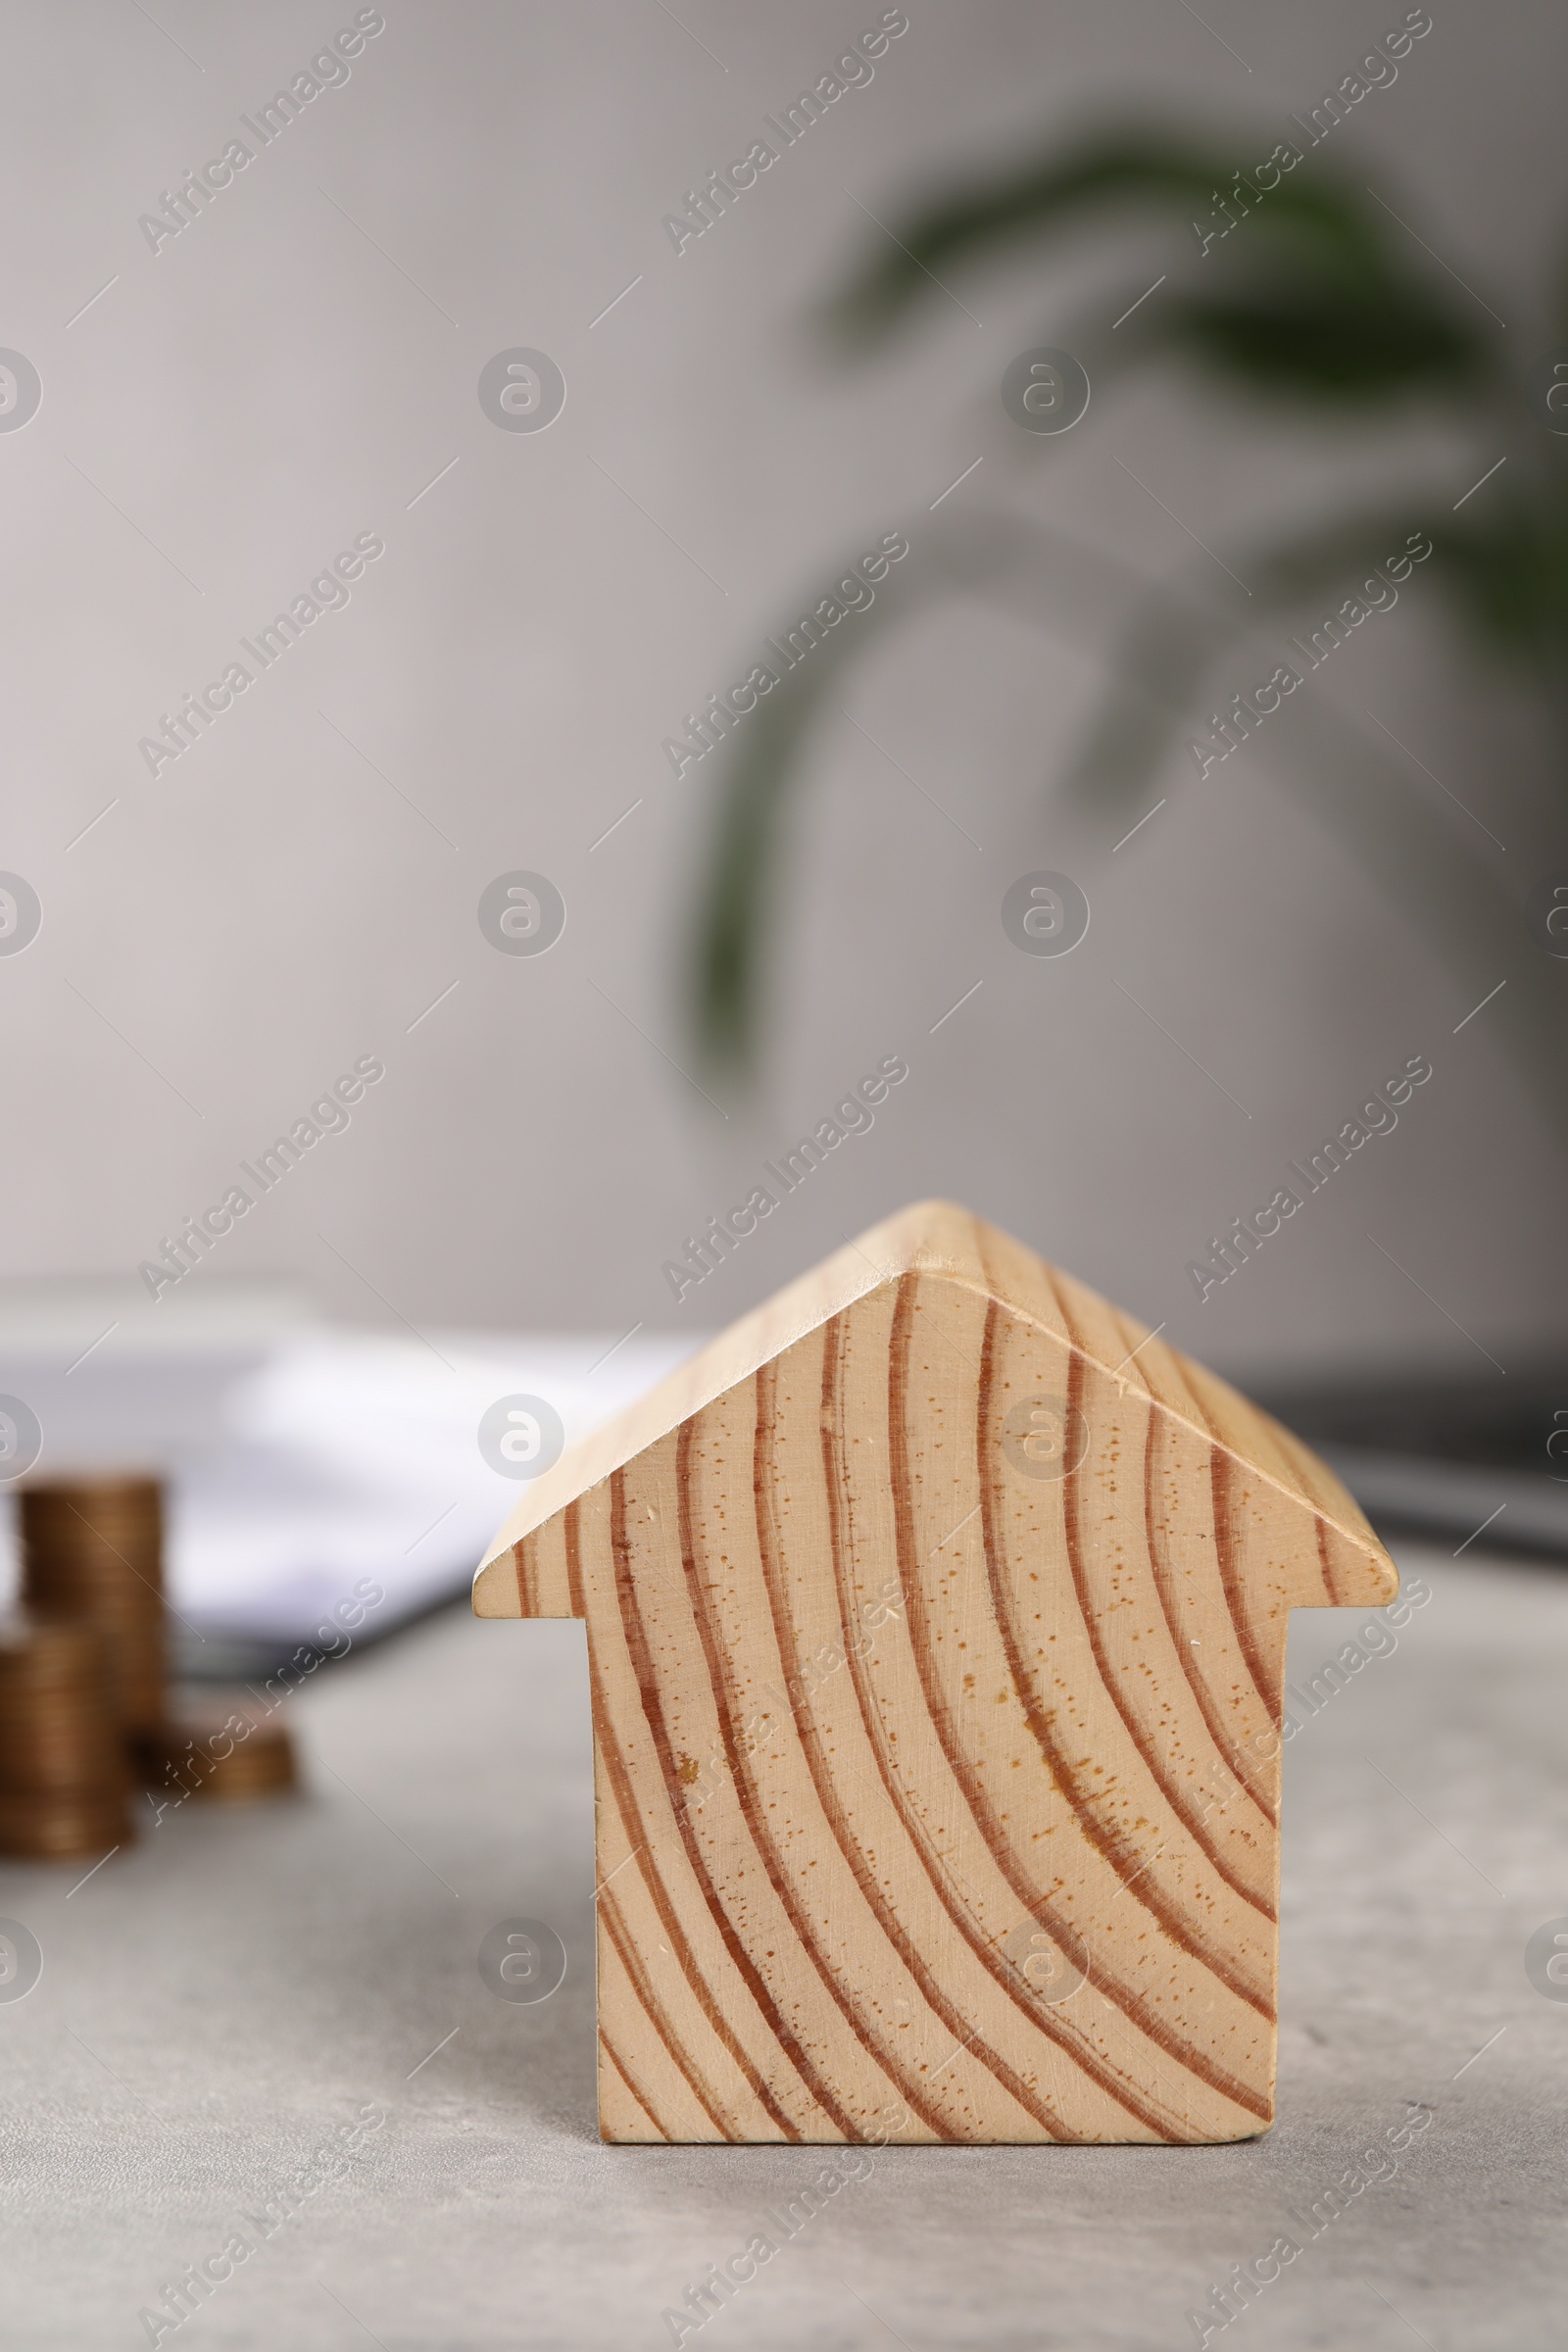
(2, 1536, 1563, 2350)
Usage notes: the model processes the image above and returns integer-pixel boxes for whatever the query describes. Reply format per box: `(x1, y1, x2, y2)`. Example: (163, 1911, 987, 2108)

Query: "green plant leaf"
(1147, 281, 1483, 400)
(824, 124, 1495, 413)
(826, 127, 1433, 345)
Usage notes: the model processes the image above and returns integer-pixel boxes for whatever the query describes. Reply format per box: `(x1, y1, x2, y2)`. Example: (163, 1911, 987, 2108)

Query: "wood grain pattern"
(474, 1202, 1396, 2143)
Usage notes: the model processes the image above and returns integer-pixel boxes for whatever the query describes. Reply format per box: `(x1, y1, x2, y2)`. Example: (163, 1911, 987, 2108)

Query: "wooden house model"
(473, 1201, 1396, 2144)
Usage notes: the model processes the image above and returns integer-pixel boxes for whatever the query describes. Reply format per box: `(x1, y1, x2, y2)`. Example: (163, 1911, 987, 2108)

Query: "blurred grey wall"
(3, 0, 1564, 1380)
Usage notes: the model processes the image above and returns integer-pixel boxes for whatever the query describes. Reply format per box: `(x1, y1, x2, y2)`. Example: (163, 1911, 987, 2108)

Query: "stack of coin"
(19, 1479, 166, 1734)
(134, 1690, 297, 1808)
(0, 1617, 134, 1858)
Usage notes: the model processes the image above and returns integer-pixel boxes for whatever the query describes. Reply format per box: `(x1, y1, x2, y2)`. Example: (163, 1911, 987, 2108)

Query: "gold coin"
(134, 1691, 298, 1807)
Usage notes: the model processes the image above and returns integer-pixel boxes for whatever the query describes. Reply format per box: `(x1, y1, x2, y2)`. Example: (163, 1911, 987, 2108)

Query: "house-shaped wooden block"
(473, 1201, 1396, 2144)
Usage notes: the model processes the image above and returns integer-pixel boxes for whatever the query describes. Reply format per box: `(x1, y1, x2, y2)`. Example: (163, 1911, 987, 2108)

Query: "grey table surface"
(2, 1535, 1564, 2352)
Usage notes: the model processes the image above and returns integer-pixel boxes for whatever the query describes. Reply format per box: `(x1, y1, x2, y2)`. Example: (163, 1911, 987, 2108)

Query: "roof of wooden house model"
(473, 1198, 1392, 1613)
